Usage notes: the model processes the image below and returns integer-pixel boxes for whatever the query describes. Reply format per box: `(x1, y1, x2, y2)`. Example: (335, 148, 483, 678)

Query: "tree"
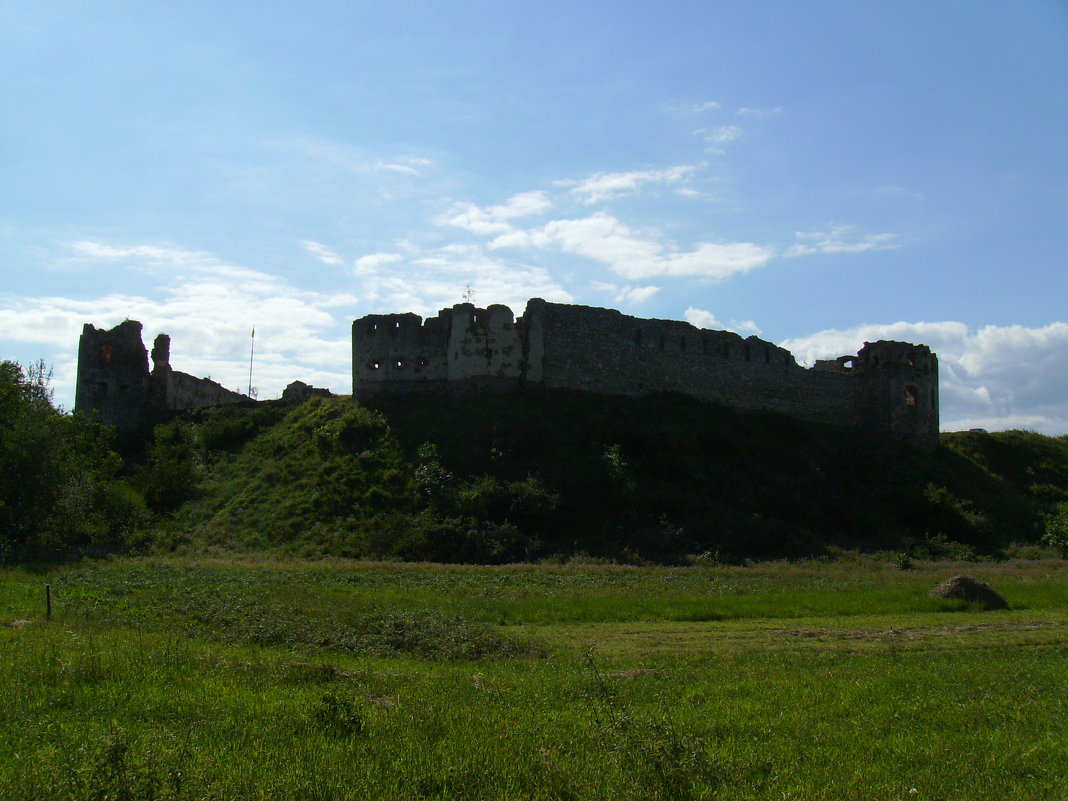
(0, 360, 146, 557)
(1041, 503, 1068, 558)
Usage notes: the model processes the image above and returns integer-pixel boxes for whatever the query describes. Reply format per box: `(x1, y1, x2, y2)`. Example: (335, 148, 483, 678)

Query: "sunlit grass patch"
(1, 555, 1066, 799)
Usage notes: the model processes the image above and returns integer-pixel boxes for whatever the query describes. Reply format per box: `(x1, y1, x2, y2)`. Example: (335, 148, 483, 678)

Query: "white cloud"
(359, 245, 572, 317)
(274, 137, 431, 178)
(301, 240, 343, 266)
(487, 211, 772, 282)
(737, 106, 782, 118)
(562, 166, 695, 205)
(533, 213, 772, 281)
(684, 307, 724, 330)
(781, 321, 1068, 434)
(374, 161, 421, 176)
(5, 241, 358, 405)
(68, 241, 211, 265)
(786, 225, 900, 256)
(437, 190, 552, 236)
(732, 319, 762, 335)
(693, 101, 722, 113)
(696, 125, 743, 152)
(591, 281, 660, 305)
(684, 308, 763, 335)
(355, 252, 403, 275)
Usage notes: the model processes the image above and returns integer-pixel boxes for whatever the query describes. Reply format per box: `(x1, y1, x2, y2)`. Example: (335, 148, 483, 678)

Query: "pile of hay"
(929, 575, 1008, 610)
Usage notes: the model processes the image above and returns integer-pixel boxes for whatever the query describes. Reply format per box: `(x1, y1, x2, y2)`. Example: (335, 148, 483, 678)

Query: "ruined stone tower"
(75, 321, 246, 431)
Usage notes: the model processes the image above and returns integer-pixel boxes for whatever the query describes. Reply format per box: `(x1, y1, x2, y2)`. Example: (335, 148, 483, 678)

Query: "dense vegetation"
(151, 391, 1068, 563)
(0, 361, 146, 559)
(3, 357, 1068, 563)
(2, 556, 1066, 799)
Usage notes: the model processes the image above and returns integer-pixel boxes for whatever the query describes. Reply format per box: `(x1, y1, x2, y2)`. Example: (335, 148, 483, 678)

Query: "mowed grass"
(2, 556, 1066, 800)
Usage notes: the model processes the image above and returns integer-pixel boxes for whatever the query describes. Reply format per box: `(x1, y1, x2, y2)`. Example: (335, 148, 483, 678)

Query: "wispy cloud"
(695, 124, 743, 153)
(359, 245, 572, 317)
(270, 136, 432, 178)
(301, 240, 343, 265)
(437, 190, 552, 236)
(355, 252, 403, 275)
(693, 100, 722, 113)
(591, 281, 660, 305)
(561, 166, 695, 205)
(521, 213, 771, 281)
(684, 307, 763, 335)
(786, 225, 900, 256)
(736, 106, 782, 118)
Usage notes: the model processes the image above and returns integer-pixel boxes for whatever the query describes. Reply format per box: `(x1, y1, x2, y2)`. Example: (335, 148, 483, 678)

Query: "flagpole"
(248, 326, 255, 398)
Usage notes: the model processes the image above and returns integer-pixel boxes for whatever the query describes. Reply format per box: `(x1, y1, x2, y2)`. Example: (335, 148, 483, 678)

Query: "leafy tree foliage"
(0, 360, 146, 557)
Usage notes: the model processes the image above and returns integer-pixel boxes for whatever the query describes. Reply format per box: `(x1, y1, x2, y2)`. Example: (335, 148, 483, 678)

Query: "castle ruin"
(75, 300, 939, 444)
(75, 321, 247, 431)
(352, 298, 939, 443)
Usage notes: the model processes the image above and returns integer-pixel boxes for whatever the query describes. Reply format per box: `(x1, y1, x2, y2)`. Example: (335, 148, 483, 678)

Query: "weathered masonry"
(75, 321, 246, 431)
(353, 298, 939, 443)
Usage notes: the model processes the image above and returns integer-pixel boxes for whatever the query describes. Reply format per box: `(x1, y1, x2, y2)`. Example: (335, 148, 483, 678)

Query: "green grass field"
(2, 555, 1066, 800)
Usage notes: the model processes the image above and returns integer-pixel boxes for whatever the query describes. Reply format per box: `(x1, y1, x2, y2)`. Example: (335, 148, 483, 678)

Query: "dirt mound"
(929, 575, 1008, 610)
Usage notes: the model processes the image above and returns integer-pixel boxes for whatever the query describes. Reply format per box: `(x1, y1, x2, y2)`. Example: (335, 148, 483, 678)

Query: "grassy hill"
(137, 390, 1068, 563)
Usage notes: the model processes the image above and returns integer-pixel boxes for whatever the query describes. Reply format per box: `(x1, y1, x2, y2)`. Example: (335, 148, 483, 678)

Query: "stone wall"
(352, 299, 940, 442)
(75, 322, 245, 430)
(351, 303, 524, 395)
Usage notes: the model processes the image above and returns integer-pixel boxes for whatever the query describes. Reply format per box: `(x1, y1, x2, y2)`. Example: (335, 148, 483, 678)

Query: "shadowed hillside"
(140, 392, 1067, 563)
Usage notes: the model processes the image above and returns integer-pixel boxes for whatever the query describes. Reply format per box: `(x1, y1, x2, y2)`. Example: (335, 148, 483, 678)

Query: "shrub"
(1040, 504, 1068, 557)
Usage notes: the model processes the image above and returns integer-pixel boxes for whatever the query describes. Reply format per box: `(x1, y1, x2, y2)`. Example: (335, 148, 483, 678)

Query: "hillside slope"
(147, 392, 1067, 562)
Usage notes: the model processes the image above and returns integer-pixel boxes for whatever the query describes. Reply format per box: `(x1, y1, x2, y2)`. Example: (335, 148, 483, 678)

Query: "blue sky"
(3, 1, 1067, 432)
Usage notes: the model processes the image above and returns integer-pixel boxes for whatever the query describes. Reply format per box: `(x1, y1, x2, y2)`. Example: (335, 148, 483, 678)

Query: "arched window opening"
(905, 385, 918, 406)
(100, 344, 112, 365)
